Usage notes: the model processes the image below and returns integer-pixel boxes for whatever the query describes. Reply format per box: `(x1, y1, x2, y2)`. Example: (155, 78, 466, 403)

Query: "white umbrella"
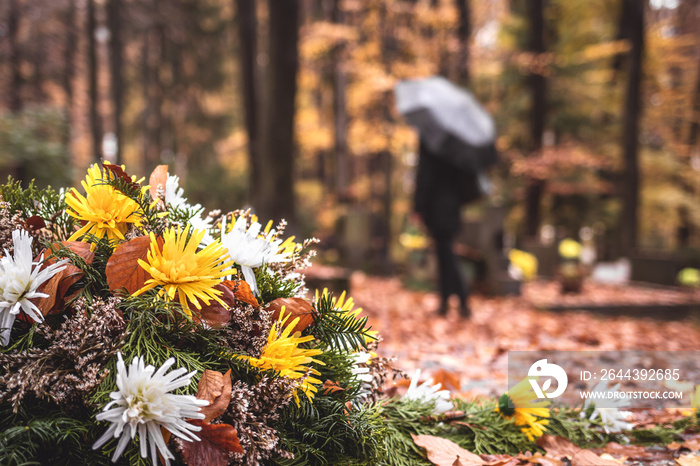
(395, 76, 498, 173)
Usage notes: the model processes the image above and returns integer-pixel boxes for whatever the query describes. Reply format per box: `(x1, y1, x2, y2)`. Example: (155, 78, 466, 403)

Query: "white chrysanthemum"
(0, 229, 67, 346)
(403, 369, 454, 414)
(220, 216, 292, 296)
(92, 353, 209, 465)
(582, 380, 633, 434)
(350, 351, 373, 383)
(164, 174, 214, 246)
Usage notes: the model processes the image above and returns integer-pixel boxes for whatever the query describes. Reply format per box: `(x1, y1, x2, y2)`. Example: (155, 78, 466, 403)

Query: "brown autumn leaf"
(267, 297, 315, 333)
(515, 452, 566, 466)
(603, 442, 652, 458)
(677, 454, 700, 466)
(669, 438, 700, 452)
(196, 369, 232, 423)
(106, 235, 162, 295)
(194, 284, 235, 328)
(103, 162, 140, 191)
(479, 454, 520, 466)
(180, 420, 244, 466)
(410, 434, 483, 466)
(536, 436, 620, 466)
(25, 215, 46, 231)
(432, 369, 462, 392)
(323, 380, 346, 395)
(181, 370, 241, 466)
(148, 164, 169, 202)
(33, 241, 96, 315)
(222, 280, 259, 307)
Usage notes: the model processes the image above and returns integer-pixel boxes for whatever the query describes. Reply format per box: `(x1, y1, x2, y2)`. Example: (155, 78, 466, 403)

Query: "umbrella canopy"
(396, 76, 498, 173)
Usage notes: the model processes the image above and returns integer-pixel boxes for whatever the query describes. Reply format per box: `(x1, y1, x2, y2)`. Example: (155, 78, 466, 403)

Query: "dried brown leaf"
(411, 434, 483, 466)
(677, 454, 700, 466)
(194, 284, 235, 328)
(25, 215, 46, 231)
(267, 297, 315, 333)
(322, 380, 346, 395)
(149, 164, 169, 202)
(33, 241, 96, 315)
(106, 235, 162, 295)
(196, 369, 232, 423)
(222, 280, 259, 307)
(180, 421, 243, 466)
(103, 162, 139, 191)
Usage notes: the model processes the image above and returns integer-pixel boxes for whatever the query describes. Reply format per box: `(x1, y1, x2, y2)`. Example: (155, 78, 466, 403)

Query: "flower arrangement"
(1, 163, 698, 465)
(0, 163, 386, 465)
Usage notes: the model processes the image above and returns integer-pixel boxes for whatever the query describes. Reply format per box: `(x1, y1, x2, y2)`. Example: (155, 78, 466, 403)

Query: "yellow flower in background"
(558, 238, 583, 260)
(66, 164, 143, 246)
(399, 232, 429, 250)
(239, 309, 324, 406)
(497, 378, 550, 441)
(134, 226, 234, 317)
(692, 385, 700, 411)
(508, 249, 538, 281)
(678, 268, 700, 288)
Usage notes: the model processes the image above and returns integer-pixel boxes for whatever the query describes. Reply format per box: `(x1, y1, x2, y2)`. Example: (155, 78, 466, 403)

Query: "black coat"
(414, 141, 480, 235)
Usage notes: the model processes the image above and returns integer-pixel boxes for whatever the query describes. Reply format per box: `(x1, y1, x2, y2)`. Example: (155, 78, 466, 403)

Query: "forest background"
(0, 0, 698, 275)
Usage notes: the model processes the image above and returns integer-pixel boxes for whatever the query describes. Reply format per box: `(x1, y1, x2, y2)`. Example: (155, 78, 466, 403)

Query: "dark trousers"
(433, 232, 467, 306)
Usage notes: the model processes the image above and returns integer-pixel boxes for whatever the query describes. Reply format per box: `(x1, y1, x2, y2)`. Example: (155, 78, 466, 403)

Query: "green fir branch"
(308, 292, 374, 353)
(0, 177, 75, 241)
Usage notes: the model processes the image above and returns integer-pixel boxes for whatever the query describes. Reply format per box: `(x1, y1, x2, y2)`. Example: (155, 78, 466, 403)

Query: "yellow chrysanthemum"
(133, 226, 234, 317)
(558, 238, 583, 259)
(240, 308, 324, 406)
(497, 378, 550, 441)
(508, 249, 538, 281)
(66, 164, 143, 246)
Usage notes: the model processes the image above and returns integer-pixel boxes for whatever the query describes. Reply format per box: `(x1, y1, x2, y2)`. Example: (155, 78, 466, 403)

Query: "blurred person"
(414, 139, 471, 319)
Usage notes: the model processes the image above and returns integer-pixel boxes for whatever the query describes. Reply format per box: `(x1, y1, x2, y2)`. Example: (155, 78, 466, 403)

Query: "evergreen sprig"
(308, 292, 373, 353)
(275, 397, 385, 465)
(0, 177, 75, 241)
(0, 401, 109, 466)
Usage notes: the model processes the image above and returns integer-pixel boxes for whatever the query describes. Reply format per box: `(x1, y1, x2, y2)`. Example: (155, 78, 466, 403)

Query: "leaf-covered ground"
(351, 275, 699, 395)
(348, 274, 700, 465)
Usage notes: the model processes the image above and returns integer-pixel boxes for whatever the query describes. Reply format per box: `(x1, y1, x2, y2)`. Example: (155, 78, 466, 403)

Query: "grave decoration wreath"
(0, 163, 696, 466)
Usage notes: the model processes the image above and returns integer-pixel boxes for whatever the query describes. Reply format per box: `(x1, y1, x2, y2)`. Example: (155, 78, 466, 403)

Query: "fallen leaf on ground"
(678, 454, 700, 466)
(411, 434, 483, 466)
(603, 442, 652, 459)
(536, 435, 620, 466)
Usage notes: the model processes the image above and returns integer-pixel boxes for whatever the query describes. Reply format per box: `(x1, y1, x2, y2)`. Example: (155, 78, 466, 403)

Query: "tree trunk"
(524, 0, 547, 239)
(63, 0, 76, 110)
(687, 53, 700, 154)
(87, 0, 103, 161)
(258, 0, 300, 226)
(455, 0, 471, 85)
(331, 0, 350, 201)
(8, 0, 22, 112)
(619, 0, 644, 255)
(107, 0, 124, 164)
(237, 0, 261, 205)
